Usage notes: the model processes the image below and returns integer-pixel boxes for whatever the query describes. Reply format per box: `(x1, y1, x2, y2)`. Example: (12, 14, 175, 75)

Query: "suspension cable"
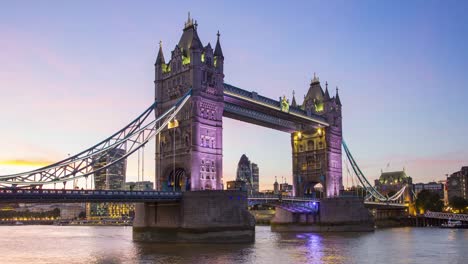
(0, 89, 192, 187)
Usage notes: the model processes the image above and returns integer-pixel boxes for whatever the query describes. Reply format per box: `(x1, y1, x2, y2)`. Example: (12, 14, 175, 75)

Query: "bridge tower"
(154, 16, 224, 191)
(292, 75, 343, 197)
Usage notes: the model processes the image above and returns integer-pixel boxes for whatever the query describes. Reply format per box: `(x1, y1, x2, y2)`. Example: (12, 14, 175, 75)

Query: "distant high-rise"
(125, 181, 154, 191)
(252, 163, 259, 193)
(447, 166, 468, 200)
(92, 148, 126, 190)
(273, 177, 279, 194)
(236, 154, 259, 195)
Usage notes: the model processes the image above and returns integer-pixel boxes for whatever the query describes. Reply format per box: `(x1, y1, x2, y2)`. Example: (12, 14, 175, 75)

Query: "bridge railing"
(248, 194, 319, 203)
(424, 211, 468, 221)
(0, 188, 182, 197)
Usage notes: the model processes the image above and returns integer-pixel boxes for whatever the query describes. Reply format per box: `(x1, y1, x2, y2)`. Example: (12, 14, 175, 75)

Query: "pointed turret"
(178, 13, 203, 56)
(324, 81, 330, 100)
(214, 31, 224, 58)
(304, 73, 324, 102)
(335, 86, 342, 106)
(291, 90, 297, 107)
(189, 29, 203, 50)
(155, 41, 165, 65)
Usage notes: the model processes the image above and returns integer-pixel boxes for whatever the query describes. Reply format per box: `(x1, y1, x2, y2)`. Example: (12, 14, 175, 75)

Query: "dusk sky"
(1, 1, 467, 190)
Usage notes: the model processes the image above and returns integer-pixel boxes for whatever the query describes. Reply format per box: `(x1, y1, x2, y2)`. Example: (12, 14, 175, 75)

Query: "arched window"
(308, 140, 314, 150)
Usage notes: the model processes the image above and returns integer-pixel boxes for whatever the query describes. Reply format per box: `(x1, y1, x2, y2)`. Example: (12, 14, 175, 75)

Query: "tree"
(415, 190, 444, 213)
(449, 196, 468, 213)
(78, 211, 86, 219)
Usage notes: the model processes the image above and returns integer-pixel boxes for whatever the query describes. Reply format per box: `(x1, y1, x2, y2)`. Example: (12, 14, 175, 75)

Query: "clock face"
(451, 180, 458, 186)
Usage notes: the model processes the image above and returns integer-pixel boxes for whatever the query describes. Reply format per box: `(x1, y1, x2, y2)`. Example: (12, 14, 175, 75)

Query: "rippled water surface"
(0, 225, 467, 264)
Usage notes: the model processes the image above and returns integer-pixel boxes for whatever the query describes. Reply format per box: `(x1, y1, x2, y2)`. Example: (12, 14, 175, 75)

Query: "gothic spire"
(214, 30, 224, 58)
(304, 72, 324, 102)
(184, 12, 195, 29)
(291, 90, 297, 107)
(324, 81, 330, 100)
(178, 13, 203, 54)
(189, 28, 203, 50)
(155, 40, 165, 65)
(335, 86, 342, 105)
(311, 72, 320, 84)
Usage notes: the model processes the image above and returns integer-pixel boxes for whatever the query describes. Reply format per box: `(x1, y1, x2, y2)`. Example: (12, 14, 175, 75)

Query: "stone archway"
(313, 183, 324, 199)
(303, 182, 324, 198)
(166, 168, 191, 192)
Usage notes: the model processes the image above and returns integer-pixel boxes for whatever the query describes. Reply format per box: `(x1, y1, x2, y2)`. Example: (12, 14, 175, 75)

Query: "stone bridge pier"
(133, 191, 255, 243)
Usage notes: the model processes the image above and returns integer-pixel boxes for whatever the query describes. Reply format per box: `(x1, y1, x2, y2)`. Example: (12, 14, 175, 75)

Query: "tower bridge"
(0, 16, 408, 242)
(153, 16, 343, 198)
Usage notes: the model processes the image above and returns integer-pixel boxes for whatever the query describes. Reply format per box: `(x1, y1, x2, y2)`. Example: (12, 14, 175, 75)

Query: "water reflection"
(133, 242, 253, 264)
(0, 225, 467, 264)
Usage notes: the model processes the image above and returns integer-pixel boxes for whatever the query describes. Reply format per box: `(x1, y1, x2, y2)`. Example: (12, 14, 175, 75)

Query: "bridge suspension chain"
(342, 140, 407, 202)
(0, 90, 192, 188)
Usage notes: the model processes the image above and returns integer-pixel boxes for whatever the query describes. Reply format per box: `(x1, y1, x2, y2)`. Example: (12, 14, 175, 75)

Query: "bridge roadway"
(0, 189, 409, 212)
(0, 188, 182, 203)
(0, 189, 319, 204)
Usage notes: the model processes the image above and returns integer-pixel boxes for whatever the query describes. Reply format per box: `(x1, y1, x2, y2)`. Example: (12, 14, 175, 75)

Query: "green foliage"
(449, 196, 468, 213)
(78, 211, 86, 219)
(415, 190, 444, 213)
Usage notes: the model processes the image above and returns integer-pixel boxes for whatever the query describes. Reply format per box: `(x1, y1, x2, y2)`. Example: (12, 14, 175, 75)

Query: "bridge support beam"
(133, 190, 255, 243)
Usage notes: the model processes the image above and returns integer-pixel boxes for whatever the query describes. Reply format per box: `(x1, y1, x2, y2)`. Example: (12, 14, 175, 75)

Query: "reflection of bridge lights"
(312, 202, 316, 206)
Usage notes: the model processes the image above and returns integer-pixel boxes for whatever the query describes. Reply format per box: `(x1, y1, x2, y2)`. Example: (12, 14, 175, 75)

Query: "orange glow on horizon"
(0, 159, 53, 167)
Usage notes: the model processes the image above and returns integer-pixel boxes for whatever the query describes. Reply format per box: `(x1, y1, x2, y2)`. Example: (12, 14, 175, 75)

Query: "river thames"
(1, 225, 466, 264)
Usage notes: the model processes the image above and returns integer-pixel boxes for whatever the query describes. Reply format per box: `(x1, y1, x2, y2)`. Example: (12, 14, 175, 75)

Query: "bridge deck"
(223, 83, 328, 132)
(0, 189, 182, 203)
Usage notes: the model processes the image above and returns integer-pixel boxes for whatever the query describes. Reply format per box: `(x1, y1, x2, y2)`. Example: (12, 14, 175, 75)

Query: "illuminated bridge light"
(168, 119, 179, 129)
